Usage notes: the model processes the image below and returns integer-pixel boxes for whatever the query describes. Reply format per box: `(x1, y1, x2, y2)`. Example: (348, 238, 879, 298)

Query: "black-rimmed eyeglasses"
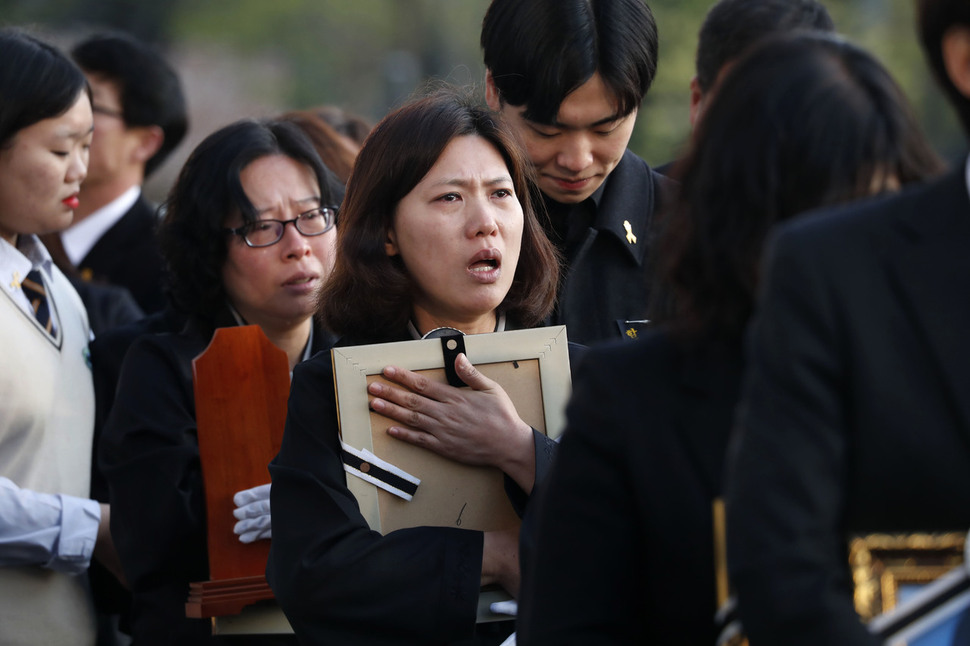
(225, 207, 337, 248)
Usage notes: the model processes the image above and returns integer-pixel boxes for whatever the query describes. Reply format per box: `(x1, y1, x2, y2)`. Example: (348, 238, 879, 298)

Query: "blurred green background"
(2, 0, 963, 199)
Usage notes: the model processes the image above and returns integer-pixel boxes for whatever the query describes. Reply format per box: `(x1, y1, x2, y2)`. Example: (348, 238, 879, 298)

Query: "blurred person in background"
(655, 0, 835, 176)
(54, 31, 187, 316)
(516, 31, 943, 646)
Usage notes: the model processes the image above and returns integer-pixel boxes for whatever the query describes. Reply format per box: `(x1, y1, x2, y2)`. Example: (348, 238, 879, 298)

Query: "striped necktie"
(21, 269, 56, 336)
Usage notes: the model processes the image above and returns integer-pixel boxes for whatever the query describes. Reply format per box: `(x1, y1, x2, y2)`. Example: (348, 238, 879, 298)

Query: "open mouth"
(470, 258, 499, 273)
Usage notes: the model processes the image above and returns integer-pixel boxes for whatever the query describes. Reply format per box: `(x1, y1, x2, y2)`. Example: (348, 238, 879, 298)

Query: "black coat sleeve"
(726, 227, 877, 646)
(267, 352, 484, 646)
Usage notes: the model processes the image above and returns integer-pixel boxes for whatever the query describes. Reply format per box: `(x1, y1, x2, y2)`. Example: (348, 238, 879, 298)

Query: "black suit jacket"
(727, 166, 970, 645)
(78, 195, 167, 314)
(517, 332, 744, 645)
(548, 150, 677, 346)
(99, 314, 332, 644)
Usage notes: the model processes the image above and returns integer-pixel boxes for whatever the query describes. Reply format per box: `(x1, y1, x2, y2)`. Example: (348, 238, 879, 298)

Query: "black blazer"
(78, 195, 167, 314)
(99, 314, 333, 644)
(549, 150, 677, 346)
(727, 167, 970, 645)
(516, 332, 744, 645)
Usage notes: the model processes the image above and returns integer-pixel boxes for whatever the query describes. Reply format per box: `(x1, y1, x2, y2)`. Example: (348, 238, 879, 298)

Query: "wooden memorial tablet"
(332, 326, 571, 620)
(185, 325, 289, 618)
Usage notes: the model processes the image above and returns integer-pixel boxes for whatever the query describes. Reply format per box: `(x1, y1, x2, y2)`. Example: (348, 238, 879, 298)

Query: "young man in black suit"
(58, 32, 187, 314)
(727, 1, 970, 644)
(481, 0, 675, 345)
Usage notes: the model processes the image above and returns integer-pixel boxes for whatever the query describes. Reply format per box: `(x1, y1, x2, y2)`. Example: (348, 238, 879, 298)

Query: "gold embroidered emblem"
(623, 220, 637, 244)
(626, 327, 638, 339)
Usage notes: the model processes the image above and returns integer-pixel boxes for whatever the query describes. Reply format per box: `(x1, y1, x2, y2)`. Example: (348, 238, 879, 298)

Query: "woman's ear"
(385, 227, 399, 257)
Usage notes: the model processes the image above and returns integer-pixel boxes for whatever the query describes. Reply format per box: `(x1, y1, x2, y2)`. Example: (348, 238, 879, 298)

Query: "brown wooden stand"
(185, 325, 290, 618)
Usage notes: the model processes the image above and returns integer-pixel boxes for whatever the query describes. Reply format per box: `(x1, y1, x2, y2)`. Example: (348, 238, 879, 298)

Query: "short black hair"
(919, 0, 970, 134)
(0, 28, 88, 148)
(72, 32, 188, 177)
(159, 119, 340, 334)
(696, 0, 835, 93)
(481, 0, 658, 124)
(662, 32, 943, 341)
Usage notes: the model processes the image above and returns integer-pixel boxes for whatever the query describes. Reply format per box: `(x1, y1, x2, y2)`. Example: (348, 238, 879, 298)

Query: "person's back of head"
(662, 32, 944, 341)
(0, 28, 88, 148)
(279, 109, 358, 184)
(918, 0, 970, 135)
(481, 0, 658, 123)
(695, 0, 835, 94)
(72, 32, 187, 177)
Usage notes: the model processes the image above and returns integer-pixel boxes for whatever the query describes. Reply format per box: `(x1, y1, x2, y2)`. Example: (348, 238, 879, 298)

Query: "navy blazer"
(727, 167, 970, 645)
(548, 149, 677, 346)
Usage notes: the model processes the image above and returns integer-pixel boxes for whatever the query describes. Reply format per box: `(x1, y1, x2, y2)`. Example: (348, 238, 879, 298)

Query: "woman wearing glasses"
(99, 119, 341, 644)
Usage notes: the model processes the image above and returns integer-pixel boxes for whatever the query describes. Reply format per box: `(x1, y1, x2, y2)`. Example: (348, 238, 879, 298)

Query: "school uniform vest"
(0, 266, 97, 644)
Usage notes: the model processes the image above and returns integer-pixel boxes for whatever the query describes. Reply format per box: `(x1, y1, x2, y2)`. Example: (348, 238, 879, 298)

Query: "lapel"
(882, 168, 970, 434)
(672, 338, 744, 498)
(593, 150, 657, 266)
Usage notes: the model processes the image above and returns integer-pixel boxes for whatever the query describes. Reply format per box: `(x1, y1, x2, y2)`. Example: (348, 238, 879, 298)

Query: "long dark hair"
(320, 88, 560, 340)
(659, 32, 944, 342)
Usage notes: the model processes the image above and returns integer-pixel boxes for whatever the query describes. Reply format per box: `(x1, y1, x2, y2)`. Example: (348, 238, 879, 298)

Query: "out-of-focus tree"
(1, 0, 961, 169)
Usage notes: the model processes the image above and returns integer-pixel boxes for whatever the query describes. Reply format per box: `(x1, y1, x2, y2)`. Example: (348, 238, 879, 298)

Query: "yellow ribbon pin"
(10, 271, 21, 290)
(623, 220, 637, 245)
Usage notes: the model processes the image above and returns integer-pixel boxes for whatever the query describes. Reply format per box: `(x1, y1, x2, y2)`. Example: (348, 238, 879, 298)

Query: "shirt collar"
(0, 234, 54, 299)
(61, 185, 142, 265)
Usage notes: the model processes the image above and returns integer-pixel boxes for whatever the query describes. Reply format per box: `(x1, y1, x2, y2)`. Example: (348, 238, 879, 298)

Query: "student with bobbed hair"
(268, 89, 562, 645)
(481, 0, 675, 345)
(515, 32, 943, 645)
(99, 119, 339, 644)
(0, 28, 118, 645)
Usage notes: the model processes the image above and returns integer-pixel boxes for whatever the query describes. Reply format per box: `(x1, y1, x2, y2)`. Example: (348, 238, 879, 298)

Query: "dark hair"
(660, 32, 944, 341)
(320, 89, 560, 340)
(72, 32, 188, 177)
(279, 109, 358, 184)
(159, 119, 339, 333)
(919, 0, 970, 134)
(696, 0, 835, 93)
(481, 0, 657, 124)
(313, 105, 373, 148)
(0, 29, 89, 148)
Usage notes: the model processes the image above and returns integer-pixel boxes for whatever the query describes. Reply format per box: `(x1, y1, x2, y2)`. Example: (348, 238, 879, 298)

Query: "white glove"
(232, 483, 272, 544)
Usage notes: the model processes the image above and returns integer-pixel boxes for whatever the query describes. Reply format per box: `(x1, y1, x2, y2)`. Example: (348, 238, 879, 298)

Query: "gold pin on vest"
(623, 220, 637, 244)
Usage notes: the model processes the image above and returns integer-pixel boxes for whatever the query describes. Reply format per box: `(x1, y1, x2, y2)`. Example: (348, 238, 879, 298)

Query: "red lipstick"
(62, 196, 80, 209)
